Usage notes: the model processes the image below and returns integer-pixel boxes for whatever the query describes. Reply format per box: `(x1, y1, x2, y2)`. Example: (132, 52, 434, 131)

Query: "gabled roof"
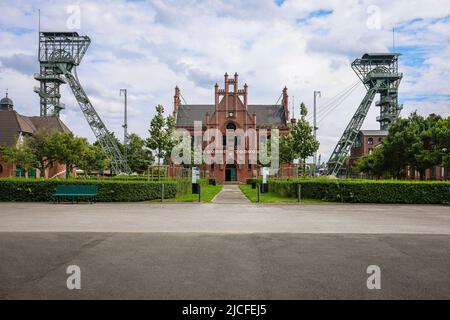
(176, 105, 215, 126)
(0, 111, 71, 147)
(0, 111, 35, 146)
(248, 105, 286, 127)
(28, 116, 71, 133)
(359, 129, 388, 136)
(175, 104, 286, 127)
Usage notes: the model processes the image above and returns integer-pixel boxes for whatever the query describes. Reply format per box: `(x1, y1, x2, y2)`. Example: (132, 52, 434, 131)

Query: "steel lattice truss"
(34, 32, 131, 174)
(327, 53, 403, 176)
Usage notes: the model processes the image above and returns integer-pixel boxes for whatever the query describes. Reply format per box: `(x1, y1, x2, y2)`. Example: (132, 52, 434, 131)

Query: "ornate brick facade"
(172, 73, 292, 183)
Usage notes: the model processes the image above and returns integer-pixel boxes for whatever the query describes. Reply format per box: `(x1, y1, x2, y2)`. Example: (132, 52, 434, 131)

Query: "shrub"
(269, 179, 450, 204)
(0, 178, 191, 202)
(246, 178, 261, 185)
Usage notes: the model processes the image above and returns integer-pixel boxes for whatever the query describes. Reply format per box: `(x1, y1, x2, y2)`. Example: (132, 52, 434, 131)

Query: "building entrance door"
(225, 164, 237, 181)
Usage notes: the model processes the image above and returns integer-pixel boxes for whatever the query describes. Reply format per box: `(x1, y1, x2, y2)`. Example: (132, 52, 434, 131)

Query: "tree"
(25, 129, 53, 177)
(164, 115, 176, 165)
(291, 102, 320, 175)
(126, 133, 154, 173)
(78, 144, 111, 176)
(279, 128, 296, 164)
(45, 132, 89, 178)
(433, 116, 450, 169)
(146, 105, 173, 178)
(0, 142, 38, 178)
(354, 146, 385, 178)
(356, 113, 450, 179)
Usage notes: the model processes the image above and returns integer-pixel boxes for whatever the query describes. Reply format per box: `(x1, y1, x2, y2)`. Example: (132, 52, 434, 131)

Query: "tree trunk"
(419, 169, 425, 180)
(157, 150, 161, 181)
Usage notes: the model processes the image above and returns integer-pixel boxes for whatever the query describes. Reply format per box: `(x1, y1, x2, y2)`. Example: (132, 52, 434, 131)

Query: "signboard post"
(261, 167, 269, 193)
(192, 167, 200, 194)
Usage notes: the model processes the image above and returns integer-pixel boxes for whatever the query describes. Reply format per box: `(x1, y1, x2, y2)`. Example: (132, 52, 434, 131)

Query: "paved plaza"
(0, 186, 449, 299)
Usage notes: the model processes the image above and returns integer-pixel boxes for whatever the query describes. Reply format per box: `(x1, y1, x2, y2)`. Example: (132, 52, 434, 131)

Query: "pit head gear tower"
(34, 32, 131, 174)
(327, 53, 402, 176)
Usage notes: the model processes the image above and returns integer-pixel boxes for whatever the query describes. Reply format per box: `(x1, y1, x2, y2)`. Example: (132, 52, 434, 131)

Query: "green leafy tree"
(25, 129, 53, 177)
(433, 116, 450, 169)
(164, 115, 176, 165)
(291, 102, 320, 174)
(354, 146, 385, 178)
(0, 142, 38, 178)
(356, 113, 450, 179)
(146, 105, 174, 178)
(45, 132, 89, 178)
(126, 133, 154, 173)
(93, 133, 126, 173)
(78, 144, 111, 176)
(279, 129, 296, 164)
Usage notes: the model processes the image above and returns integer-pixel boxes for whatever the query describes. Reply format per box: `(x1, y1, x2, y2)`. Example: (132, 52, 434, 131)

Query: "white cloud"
(0, 0, 449, 162)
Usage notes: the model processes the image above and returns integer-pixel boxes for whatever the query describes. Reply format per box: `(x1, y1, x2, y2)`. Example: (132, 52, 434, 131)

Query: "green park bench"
(52, 185, 98, 204)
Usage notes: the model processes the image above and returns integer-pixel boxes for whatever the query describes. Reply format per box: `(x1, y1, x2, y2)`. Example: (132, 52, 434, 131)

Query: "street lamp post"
(313, 90, 321, 176)
(120, 89, 128, 163)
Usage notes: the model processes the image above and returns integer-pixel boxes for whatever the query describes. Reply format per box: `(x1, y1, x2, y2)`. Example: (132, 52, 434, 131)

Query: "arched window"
(0, 164, 3, 174)
(225, 123, 237, 147)
(368, 137, 373, 145)
(226, 123, 236, 130)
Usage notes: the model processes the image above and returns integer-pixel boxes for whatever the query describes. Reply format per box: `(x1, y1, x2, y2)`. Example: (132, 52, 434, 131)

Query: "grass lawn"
(239, 184, 326, 203)
(150, 184, 223, 203)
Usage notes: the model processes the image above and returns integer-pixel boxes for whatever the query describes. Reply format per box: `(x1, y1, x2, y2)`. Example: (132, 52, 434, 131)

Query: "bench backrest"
(55, 185, 98, 195)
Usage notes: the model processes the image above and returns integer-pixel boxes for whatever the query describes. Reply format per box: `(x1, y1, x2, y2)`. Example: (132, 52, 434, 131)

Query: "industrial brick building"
(349, 129, 387, 162)
(349, 129, 449, 180)
(0, 93, 72, 178)
(171, 73, 293, 183)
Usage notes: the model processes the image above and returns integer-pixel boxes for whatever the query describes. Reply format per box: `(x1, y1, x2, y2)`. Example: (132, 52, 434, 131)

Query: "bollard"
(198, 184, 201, 203)
(161, 183, 164, 202)
(257, 183, 261, 203)
(297, 183, 301, 203)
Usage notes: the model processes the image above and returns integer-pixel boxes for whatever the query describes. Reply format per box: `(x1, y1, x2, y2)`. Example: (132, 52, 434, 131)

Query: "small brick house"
(0, 93, 72, 178)
(171, 73, 293, 183)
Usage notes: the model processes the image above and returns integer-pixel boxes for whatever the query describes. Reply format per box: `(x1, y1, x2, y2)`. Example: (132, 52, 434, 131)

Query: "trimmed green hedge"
(246, 178, 261, 185)
(0, 178, 191, 202)
(269, 179, 450, 204)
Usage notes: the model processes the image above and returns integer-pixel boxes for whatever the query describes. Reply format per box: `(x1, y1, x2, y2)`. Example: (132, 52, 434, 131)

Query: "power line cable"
(307, 80, 360, 121)
(317, 82, 361, 124)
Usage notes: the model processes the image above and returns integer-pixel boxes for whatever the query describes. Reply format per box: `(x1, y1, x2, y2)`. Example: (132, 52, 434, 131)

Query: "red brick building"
(350, 129, 449, 180)
(172, 73, 292, 183)
(0, 93, 72, 178)
(349, 130, 387, 164)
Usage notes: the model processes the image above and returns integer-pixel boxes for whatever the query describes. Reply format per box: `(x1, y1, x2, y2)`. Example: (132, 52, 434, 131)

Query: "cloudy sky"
(0, 0, 449, 162)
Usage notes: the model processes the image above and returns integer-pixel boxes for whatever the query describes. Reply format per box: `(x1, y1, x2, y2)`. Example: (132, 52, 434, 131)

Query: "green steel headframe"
(326, 53, 403, 176)
(34, 32, 131, 174)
